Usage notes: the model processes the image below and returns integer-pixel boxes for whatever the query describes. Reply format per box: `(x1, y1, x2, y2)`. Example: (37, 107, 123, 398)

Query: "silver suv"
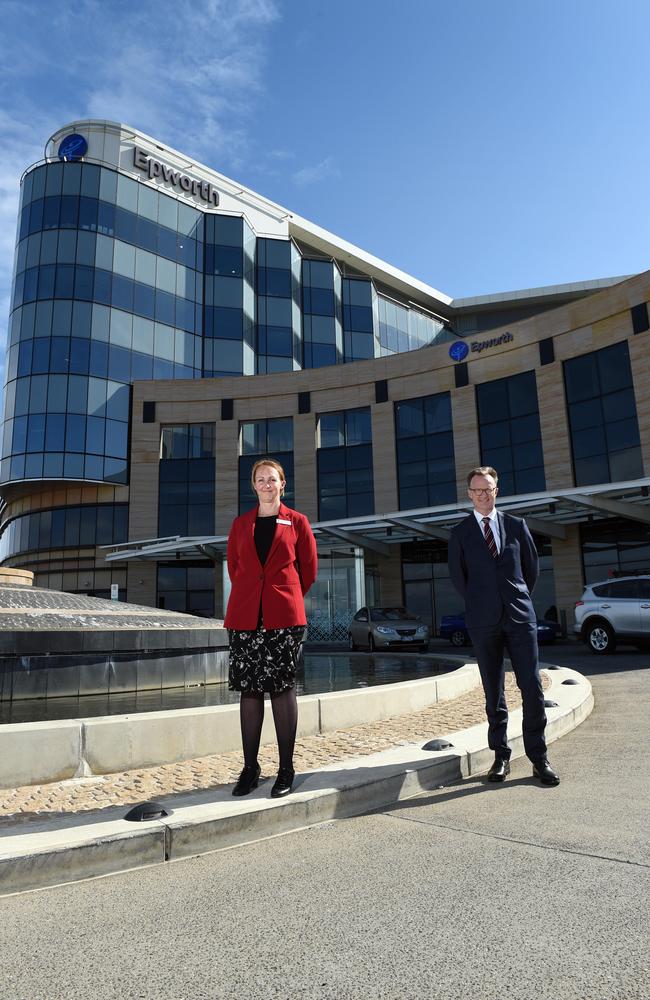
(574, 575, 650, 654)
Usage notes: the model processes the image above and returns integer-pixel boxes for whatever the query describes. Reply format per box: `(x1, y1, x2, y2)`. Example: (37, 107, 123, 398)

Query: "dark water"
(0, 653, 459, 725)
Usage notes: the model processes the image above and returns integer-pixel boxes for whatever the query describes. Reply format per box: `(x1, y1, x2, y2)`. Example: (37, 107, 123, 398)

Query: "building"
(2, 119, 650, 640)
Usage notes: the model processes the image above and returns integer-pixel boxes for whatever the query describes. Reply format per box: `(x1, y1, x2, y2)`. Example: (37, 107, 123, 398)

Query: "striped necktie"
(482, 517, 499, 558)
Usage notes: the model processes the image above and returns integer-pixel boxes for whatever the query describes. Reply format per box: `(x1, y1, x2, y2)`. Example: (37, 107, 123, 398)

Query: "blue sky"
(1, 0, 649, 373)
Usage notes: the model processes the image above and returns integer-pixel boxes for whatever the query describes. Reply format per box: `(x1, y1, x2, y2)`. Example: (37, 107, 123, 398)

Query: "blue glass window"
(564, 342, 642, 486)
(476, 371, 546, 497)
(317, 407, 374, 519)
(159, 423, 215, 536)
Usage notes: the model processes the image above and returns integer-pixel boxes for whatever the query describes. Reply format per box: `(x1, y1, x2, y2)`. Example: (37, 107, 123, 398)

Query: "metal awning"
(102, 476, 650, 563)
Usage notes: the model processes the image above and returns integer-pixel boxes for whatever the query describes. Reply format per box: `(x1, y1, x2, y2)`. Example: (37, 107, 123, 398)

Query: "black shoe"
(487, 757, 511, 782)
(232, 763, 261, 797)
(271, 766, 295, 798)
(532, 758, 560, 786)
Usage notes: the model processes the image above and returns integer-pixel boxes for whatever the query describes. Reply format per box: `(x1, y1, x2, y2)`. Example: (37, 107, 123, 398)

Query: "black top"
(254, 515, 277, 566)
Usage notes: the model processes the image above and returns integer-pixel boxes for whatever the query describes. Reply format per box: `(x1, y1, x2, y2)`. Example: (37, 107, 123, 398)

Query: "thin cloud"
(0, 0, 281, 387)
(292, 156, 339, 187)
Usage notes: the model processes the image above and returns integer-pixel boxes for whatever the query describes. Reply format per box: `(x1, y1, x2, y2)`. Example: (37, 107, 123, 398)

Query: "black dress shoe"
(532, 758, 560, 786)
(271, 766, 295, 798)
(232, 763, 261, 797)
(487, 757, 511, 782)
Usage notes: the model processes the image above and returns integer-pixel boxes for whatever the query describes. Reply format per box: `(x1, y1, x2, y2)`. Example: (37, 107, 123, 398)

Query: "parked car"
(439, 613, 561, 647)
(349, 607, 430, 652)
(574, 575, 650, 654)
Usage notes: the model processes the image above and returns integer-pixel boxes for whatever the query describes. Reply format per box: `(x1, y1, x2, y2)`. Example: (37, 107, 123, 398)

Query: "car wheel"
(450, 629, 467, 647)
(586, 621, 616, 654)
(348, 633, 357, 651)
(368, 634, 376, 652)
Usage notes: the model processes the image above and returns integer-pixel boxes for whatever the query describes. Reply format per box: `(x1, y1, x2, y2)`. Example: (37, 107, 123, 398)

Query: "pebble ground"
(0, 673, 549, 824)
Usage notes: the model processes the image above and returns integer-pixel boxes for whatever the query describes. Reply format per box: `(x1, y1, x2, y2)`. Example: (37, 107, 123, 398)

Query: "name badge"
(277, 518, 292, 525)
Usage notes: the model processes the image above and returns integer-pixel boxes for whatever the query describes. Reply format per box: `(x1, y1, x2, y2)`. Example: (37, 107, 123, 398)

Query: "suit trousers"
(468, 613, 547, 763)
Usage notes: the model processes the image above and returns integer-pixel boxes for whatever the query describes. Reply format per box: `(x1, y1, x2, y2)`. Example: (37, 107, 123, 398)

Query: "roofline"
(43, 121, 640, 320)
(46, 120, 453, 313)
(450, 275, 632, 311)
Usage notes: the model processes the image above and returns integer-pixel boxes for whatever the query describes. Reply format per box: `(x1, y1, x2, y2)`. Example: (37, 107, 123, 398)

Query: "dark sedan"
(439, 613, 561, 647)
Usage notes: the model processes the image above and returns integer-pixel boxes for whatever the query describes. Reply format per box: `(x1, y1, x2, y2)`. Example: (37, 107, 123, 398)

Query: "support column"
(293, 413, 318, 522)
(551, 525, 583, 629)
(371, 402, 398, 513)
(537, 363, 574, 491)
(451, 385, 480, 501)
(377, 546, 403, 606)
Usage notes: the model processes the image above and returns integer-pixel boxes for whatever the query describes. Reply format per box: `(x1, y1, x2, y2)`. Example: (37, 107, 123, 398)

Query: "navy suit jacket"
(448, 511, 539, 629)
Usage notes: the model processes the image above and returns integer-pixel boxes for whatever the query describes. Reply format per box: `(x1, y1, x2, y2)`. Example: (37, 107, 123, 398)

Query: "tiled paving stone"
(0, 673, 549, 826)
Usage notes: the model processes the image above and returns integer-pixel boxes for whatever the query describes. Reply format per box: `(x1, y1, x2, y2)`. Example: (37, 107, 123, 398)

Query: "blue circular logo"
(58, 133, 88, 161)
(449, 341, 469, 362)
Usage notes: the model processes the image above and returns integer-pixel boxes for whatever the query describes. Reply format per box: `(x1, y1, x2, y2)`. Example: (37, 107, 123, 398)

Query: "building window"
(395, 393, 456, 509)
(203, 214, 255, 377)
(377, 294, 449, 357)
(580, 518, 650, 582)
(343, 278, 376, 361)
(564, 342, 643, 486)
(302, 259, 343, 368)
(317, 407, 374, 520)
(238, 417, 294, 514)
(256, 238, 300, 374)
(0, 503, 128, 562)
(157, 562, 215, 617)
(158, 424, 215, 537)
(476, 370, 546, 496)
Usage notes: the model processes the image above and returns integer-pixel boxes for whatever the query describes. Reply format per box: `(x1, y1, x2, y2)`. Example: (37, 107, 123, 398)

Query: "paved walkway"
(0, 673, 546, 823)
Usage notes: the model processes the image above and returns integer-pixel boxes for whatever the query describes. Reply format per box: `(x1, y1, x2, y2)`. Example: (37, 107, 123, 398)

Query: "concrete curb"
(0, 658, 477, 787)
(0, 664, 592, 896)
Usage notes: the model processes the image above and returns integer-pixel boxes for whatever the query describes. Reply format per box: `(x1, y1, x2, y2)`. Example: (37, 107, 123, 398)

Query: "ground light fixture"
(124, 801, 170, 822)
(422, 739, 454, 751)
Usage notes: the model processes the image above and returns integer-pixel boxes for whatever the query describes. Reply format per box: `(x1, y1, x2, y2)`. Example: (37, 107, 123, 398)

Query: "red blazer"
(224, 502, 318, 630)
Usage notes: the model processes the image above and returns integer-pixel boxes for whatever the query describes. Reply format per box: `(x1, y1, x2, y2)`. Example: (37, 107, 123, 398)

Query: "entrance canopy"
(102, 477, 650, 563)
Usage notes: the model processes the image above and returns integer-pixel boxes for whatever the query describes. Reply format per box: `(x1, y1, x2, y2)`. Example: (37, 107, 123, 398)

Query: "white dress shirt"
(473, 508, 501, 553)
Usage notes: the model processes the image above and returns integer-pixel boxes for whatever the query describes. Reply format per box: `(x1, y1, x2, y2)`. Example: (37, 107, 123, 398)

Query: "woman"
(224, 458, 318, 798)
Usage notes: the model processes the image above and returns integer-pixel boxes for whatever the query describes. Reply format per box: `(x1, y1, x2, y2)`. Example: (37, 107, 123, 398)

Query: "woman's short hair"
(466, 466, 498, 487)
(251, 458, 286, 495)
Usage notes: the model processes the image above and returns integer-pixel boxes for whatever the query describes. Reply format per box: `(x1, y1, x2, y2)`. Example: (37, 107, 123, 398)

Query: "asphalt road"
(1, 646, 648, 1000)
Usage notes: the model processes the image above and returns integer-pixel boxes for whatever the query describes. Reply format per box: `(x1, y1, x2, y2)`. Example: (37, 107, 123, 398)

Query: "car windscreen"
(370, 608, 418, 622)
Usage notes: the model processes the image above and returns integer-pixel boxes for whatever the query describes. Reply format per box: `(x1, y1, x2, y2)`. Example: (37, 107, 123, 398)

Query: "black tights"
(240, 688, 298, 771)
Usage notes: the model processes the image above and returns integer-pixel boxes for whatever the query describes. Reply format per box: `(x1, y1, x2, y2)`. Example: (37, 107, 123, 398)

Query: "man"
(448, 466, 559, 785)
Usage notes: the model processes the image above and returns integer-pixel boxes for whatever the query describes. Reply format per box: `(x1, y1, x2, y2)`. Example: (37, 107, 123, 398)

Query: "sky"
(1, 0, 649, 377)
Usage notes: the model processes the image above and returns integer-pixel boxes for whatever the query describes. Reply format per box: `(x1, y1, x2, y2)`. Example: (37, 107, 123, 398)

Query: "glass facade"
(0, 503, 127, 562)
(477, 371, 546, 496)
(343, 278, 376, 361)
(4, 160, 205, 487)
(203, 214, 255, 376)
(581, 518, 650, 582)
(157, 562, 215, 617)
(302, 259, 343, 368)
(564, 342, 643, 486)
(238, 418, 294, 514)
(2, 157, 459, 495)
(256, 238, 301, 373)
(158, 424, 215, 537)
(395, 393, 456, 509)
(317, 408, 374, 520)
(402, 533, 555, 632)
(377, 295, 450, 356)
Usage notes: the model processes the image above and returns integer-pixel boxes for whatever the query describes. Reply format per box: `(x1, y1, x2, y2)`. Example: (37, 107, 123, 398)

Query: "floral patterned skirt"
(227, 626, 306, 694)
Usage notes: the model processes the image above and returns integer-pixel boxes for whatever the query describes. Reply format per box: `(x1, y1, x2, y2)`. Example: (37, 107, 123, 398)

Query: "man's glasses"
(468, 487, 497, 495)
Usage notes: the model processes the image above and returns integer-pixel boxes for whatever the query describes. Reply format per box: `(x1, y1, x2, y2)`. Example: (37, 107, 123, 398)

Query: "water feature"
(0, 652, 461, 724)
